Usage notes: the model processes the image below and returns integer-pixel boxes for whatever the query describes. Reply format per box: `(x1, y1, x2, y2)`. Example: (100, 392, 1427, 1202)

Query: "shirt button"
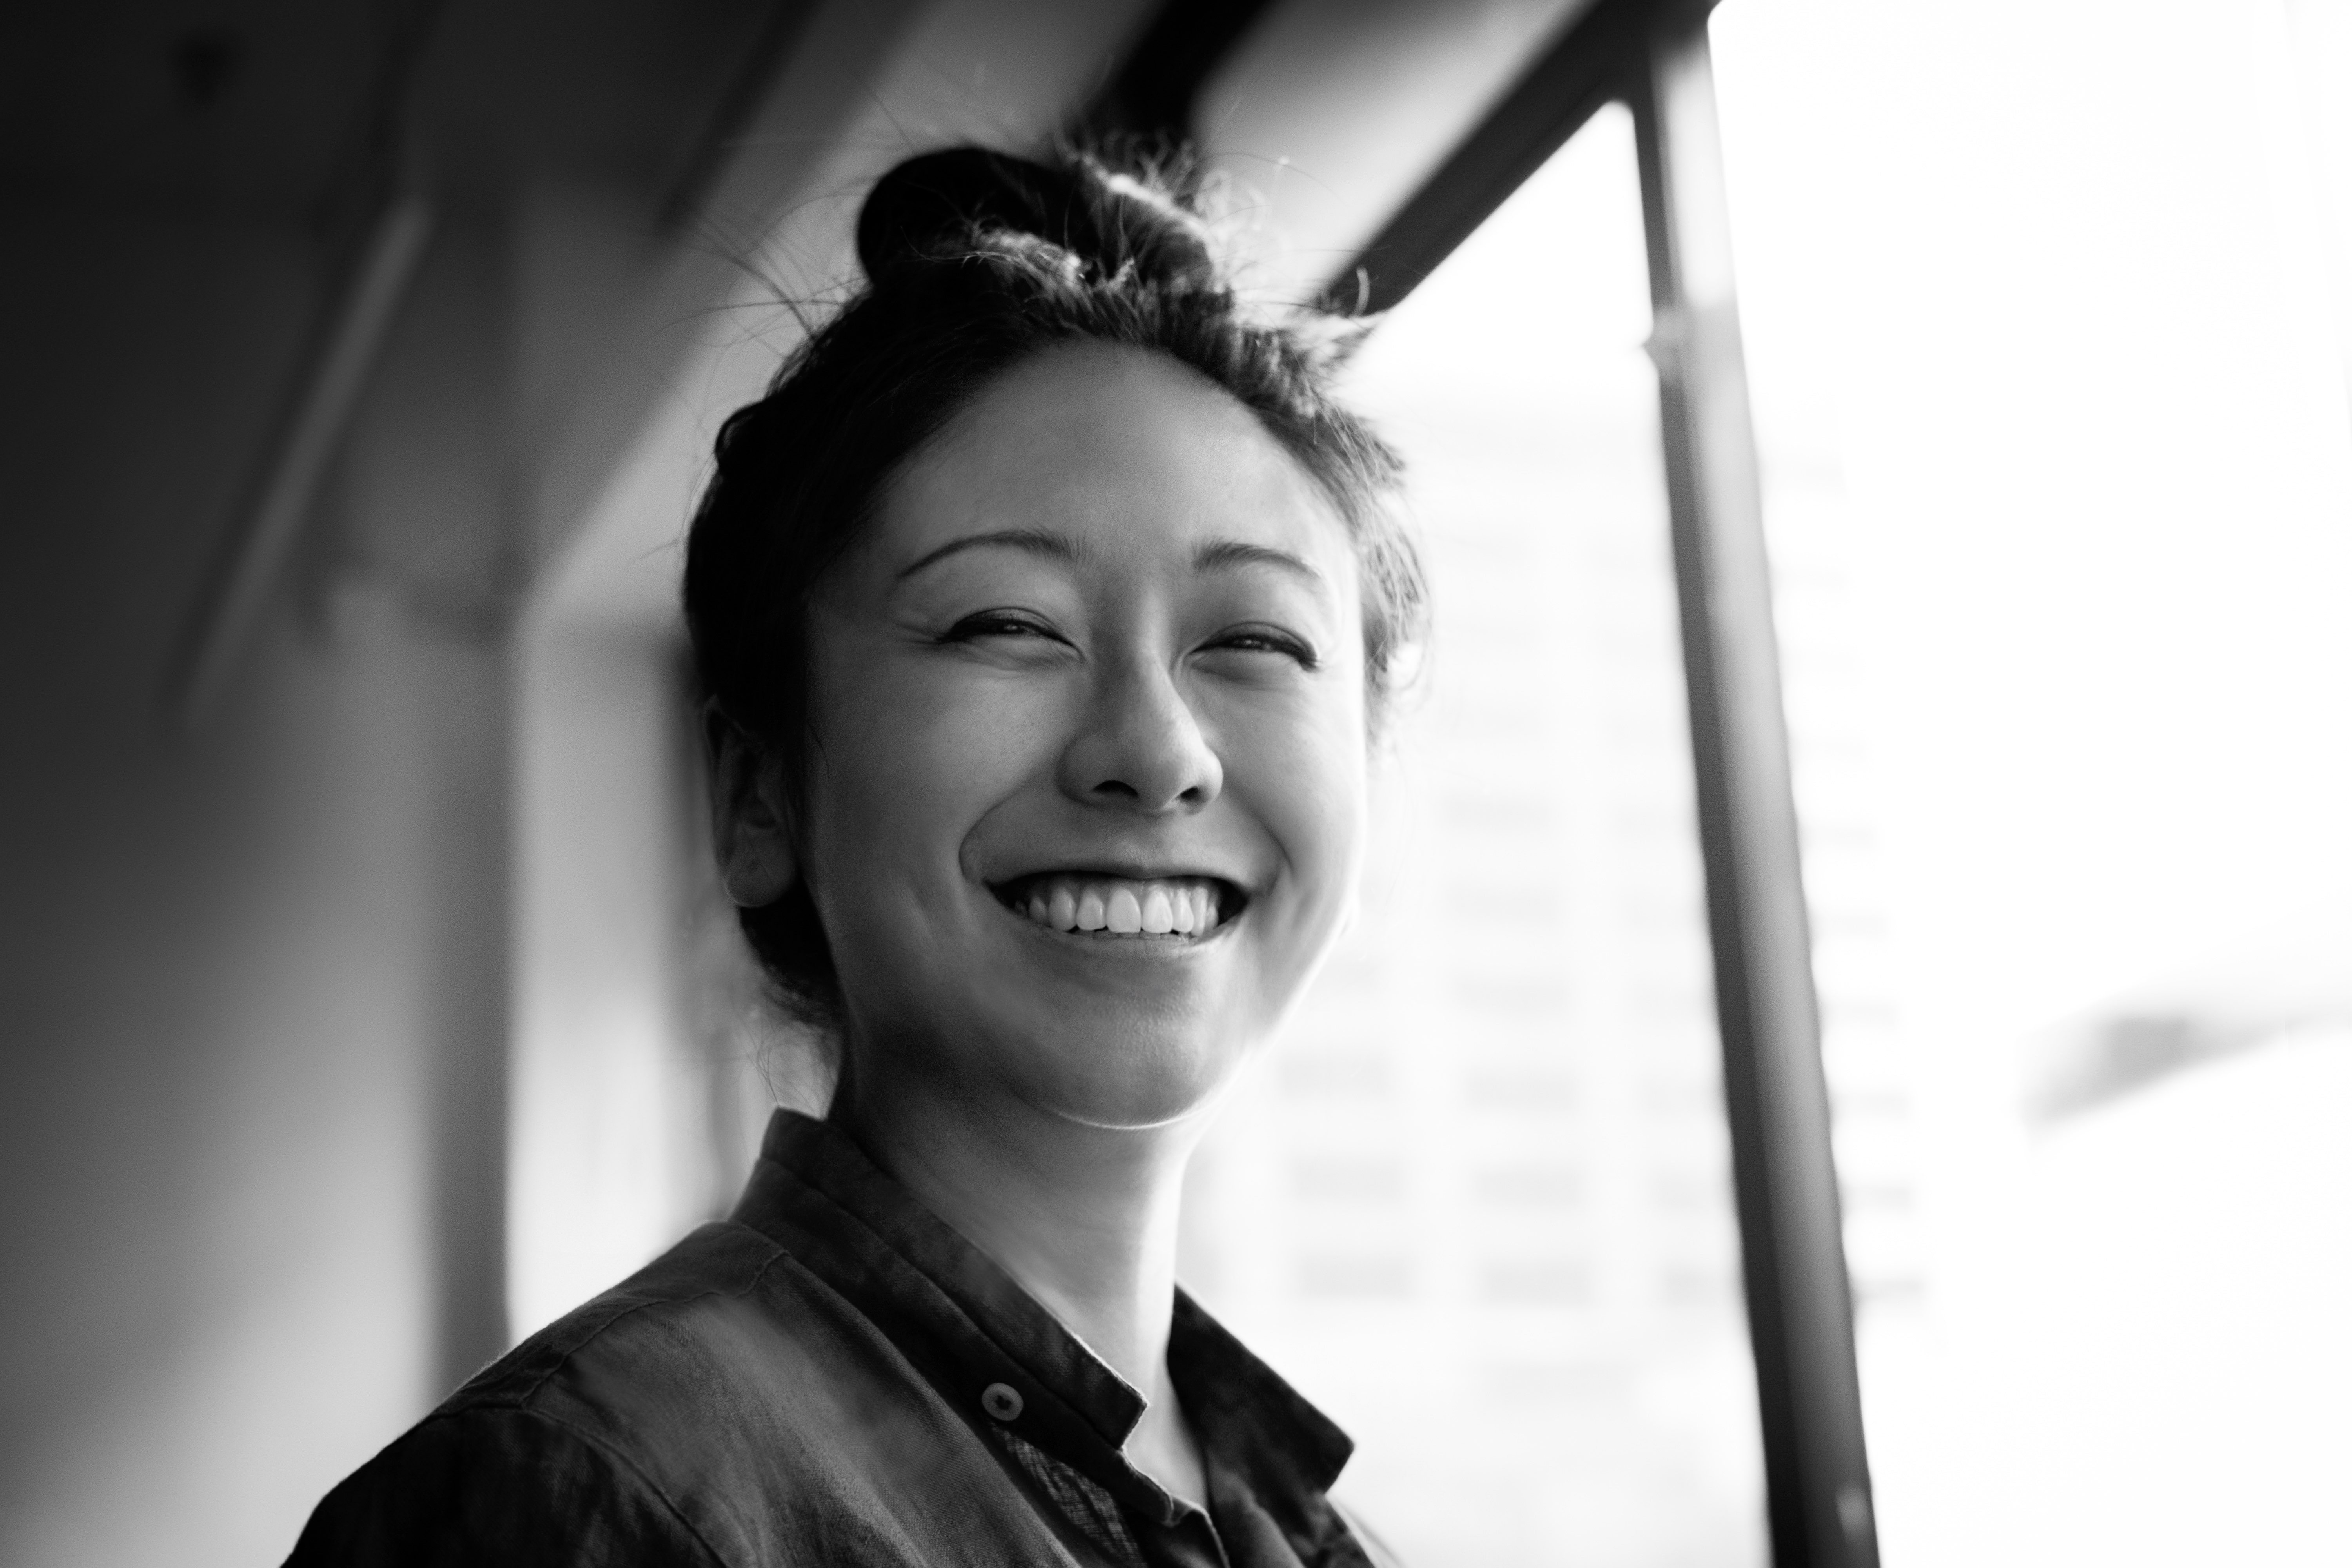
(981, 1382, 1024, 1422)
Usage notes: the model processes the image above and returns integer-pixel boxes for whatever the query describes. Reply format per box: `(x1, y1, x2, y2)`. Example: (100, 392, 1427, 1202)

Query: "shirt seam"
(490, 1229, 793, 1410)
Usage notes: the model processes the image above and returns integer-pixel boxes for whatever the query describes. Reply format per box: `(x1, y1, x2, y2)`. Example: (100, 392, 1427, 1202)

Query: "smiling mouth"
(991, 873, 1243, 938)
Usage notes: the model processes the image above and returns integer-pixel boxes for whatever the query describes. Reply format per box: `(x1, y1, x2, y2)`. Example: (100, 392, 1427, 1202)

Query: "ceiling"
(0, 0, 791, 218)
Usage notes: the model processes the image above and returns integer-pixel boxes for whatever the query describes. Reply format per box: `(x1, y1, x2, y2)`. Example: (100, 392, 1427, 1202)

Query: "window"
(1712, 1, 2352, 1561)
(1180, 103, 1767, 1568)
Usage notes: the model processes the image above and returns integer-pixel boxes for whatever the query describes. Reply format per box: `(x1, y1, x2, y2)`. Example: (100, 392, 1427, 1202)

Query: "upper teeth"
(1016, 877, 1223, 937)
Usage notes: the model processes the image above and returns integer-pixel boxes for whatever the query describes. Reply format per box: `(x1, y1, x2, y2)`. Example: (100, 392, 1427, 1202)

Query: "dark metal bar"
(1630, 15, 1879, 1568)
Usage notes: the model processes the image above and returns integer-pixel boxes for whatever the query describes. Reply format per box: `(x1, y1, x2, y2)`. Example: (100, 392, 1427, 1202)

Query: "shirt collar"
(730, 1109, 1355, 1533)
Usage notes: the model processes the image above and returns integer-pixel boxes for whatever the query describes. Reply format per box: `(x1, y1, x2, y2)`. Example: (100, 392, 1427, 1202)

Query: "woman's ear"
(704, 704, 799, 908)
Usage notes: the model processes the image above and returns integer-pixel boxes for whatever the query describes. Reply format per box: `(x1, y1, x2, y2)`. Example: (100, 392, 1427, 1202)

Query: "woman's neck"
(828, 1070, 1208, 1504)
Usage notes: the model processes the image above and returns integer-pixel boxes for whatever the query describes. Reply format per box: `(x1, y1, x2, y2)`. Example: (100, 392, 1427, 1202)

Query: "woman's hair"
(682, 143, 1425, 1022)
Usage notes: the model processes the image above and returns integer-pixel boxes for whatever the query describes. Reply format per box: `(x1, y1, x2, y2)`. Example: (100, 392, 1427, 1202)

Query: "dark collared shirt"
(287, 1111, 1394, 1567)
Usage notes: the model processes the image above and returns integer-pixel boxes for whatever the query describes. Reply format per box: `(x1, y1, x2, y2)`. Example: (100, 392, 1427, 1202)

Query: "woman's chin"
(998, 1014, 1254, 1132)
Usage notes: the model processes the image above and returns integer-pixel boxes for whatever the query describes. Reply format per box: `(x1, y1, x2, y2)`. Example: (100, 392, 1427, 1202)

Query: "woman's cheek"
(1227, 686, 1369, 948)
(935, 664, 1070, 798)
(863, 655, 1060, 805)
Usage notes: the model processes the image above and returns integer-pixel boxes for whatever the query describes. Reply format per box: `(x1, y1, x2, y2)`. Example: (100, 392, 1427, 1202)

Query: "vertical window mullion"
(1630, 13, 1879, 1568)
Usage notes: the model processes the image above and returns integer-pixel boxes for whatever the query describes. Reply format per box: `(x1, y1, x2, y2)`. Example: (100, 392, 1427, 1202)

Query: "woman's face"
(797, 342, 1370, 1129)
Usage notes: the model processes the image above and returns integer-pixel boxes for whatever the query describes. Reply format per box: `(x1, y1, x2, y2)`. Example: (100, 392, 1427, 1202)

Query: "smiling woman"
(285, 146, 1425, 1568)
(779, 345, 1371, 1134)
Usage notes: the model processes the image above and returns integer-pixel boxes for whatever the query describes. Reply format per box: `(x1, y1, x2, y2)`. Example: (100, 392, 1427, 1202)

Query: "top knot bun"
(856, 145, 1217, 289)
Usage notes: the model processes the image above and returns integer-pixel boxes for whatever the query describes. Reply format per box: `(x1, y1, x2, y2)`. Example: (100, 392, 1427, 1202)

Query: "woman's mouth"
(992, 874, 1240, 938)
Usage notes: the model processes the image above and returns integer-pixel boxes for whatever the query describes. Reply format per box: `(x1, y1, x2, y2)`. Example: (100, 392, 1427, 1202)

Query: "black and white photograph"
(4, 2, 2349, 1564)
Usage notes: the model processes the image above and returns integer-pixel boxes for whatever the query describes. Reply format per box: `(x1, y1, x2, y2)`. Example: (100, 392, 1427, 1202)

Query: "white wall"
(0, 204, 512, 1564)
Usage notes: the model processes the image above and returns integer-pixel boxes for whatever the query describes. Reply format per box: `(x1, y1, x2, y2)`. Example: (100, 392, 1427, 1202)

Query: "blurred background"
(2, 1, 2347, 1565)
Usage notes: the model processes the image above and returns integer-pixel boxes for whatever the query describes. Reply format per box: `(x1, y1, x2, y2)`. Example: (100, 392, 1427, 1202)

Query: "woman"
(288, 144, 1425, 1568)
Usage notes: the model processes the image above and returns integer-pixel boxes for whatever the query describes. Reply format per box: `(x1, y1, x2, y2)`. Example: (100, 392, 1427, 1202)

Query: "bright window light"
(1711, 1, 2352, 1561)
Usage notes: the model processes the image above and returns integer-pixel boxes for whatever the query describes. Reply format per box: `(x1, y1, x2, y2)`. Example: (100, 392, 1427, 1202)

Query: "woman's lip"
(988, 865, 1244, 887)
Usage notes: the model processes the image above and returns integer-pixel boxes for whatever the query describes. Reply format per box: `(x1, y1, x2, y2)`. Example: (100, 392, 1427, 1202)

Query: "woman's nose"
(1057, 653, 1224, 814)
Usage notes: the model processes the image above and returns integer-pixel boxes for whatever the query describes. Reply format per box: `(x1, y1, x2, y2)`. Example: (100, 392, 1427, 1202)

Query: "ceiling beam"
(1081, 0, 1277, 148)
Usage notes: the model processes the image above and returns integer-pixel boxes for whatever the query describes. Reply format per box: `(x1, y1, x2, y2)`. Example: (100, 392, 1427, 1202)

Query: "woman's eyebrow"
(895, 528, 1083, 581)
(1192, 538, 1324, 585)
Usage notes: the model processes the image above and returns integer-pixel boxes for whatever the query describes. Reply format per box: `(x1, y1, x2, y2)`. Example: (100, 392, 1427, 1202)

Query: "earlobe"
(706, 704, 800, 909)
(721, 827, 798, 909)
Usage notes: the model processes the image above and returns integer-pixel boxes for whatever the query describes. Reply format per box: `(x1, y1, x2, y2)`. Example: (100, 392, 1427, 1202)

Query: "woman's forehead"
(878, 343, 1353, 579)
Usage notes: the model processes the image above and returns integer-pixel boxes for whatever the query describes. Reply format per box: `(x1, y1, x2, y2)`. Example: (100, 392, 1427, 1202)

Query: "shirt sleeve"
(282, 1405, 729, 1568)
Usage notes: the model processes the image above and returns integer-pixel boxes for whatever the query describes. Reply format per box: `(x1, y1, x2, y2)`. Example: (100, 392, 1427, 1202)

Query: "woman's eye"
(945, 610, 1056, 643)
(1207, 626, 1320, 670)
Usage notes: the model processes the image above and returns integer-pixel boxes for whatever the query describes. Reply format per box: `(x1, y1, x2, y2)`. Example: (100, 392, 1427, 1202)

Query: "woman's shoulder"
(454, 1219, 806, 1423)
(285, 1218, 971, 1566)
(281, 1393, 721, 1567)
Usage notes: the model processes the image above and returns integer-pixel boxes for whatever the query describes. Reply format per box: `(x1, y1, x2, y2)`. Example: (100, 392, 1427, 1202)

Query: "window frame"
(1319, 4, 1878, 1564)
